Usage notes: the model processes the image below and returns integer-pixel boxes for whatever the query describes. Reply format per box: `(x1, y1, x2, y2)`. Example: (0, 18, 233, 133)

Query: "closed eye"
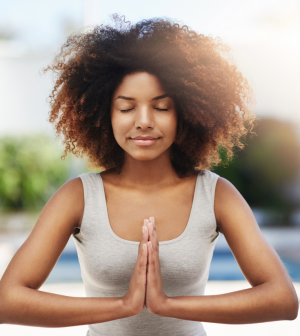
(120, 108, 134, 112)
(121, 108, 168, 112)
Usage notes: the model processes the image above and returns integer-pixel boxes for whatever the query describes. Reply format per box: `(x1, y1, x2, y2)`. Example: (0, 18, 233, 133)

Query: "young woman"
(0, 16, 298, 336)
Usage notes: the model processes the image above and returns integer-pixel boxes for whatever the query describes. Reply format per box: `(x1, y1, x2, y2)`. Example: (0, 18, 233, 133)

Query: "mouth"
(130, 136, 161, 146)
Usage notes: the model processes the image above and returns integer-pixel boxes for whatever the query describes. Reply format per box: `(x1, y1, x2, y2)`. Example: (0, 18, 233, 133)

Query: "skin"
(0, 72, 298, 328)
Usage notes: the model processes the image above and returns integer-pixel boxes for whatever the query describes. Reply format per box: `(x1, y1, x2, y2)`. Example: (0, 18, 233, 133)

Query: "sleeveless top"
(73, 170, 220, 336)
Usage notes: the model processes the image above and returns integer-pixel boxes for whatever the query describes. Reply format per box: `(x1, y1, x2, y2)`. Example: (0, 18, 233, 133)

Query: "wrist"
(121, 296, 144, 317)
(155, 295, 170, 317)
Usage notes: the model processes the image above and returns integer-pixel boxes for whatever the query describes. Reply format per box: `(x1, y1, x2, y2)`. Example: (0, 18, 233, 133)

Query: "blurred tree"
(213, 118, 300, 225)
(0, 135, 74, 212)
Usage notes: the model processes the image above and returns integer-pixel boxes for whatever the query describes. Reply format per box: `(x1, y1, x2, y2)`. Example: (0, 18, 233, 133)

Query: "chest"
(103, 178, 197, 242)
(75, 171, 220, 294)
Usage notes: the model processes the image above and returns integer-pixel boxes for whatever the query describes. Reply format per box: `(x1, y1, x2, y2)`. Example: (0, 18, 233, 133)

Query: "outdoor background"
(0, 1, 299, 335)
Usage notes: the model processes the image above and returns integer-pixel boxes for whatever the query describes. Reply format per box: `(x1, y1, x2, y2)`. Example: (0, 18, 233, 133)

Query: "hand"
(122, 223, 148, 316)
(145, 217, 168, 315)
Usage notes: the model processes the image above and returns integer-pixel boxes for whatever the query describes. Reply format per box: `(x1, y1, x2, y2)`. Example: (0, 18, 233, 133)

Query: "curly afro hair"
(44, 15, 255, 177)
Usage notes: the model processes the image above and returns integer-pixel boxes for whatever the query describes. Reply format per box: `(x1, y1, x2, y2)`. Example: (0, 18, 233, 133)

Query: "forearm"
(0, 286, 131, 327)
(159, 282, 298, 324)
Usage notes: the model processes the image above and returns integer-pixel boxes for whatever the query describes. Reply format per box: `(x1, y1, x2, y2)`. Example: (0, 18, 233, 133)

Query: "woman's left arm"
(145, 178, 299, 323)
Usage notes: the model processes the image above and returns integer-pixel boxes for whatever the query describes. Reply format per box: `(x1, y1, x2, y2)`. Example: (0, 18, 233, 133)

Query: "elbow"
(269, 281, 299, 321)
(286, 292, 299, 321)
(280, 286, 299, 321)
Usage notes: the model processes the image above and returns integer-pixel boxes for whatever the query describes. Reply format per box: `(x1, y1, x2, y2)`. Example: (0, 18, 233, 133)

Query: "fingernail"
(149, 241, 153, 250)
(144, 219, 148, 226)
(150, 217, 154, 224)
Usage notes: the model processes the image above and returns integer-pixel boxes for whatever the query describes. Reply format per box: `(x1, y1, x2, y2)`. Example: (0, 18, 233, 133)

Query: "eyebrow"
(115, 94, 170, 101)
(115, 95, 134, 101)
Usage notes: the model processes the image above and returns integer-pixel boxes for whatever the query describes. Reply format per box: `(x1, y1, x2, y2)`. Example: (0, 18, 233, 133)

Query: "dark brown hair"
(44, 15, 255, 177)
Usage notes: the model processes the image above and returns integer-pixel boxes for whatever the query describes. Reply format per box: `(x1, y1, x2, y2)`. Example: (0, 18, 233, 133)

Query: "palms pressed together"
(122, 217, 168, 316)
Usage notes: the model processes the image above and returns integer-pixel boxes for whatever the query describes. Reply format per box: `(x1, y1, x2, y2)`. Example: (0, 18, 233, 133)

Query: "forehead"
(112, 72, 167, 100)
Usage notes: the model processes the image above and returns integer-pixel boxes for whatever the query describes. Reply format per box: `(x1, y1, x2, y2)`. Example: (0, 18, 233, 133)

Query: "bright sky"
(0, 0, 300, 133)
(1, 0, 299, 46)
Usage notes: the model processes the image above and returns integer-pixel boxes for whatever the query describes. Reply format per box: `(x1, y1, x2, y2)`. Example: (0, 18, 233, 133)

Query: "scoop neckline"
(98, 173, 200, 245)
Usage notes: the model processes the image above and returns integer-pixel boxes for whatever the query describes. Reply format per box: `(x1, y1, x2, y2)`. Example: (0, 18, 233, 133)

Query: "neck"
(118, 150, 178, 188)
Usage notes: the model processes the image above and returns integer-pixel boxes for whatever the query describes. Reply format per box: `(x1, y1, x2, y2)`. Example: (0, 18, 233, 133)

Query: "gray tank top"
(73, 170, 219, 336)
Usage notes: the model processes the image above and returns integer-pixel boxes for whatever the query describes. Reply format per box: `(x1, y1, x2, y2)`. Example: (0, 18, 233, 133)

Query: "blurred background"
(0, 1, 299, 334)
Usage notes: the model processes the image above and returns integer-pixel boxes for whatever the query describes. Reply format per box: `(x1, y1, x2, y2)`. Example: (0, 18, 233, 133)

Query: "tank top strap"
(78, 172, 103, 208)
(77, 172, 107, 238)
(189, 170, 219, 240)
(196, 170, 219, 209)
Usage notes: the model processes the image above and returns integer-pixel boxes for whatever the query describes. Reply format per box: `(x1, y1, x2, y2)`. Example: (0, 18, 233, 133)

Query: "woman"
(0, 16, 298, 336)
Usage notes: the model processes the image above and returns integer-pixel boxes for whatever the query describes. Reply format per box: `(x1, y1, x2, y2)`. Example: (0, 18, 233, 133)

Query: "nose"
(134, 106, 155, 130)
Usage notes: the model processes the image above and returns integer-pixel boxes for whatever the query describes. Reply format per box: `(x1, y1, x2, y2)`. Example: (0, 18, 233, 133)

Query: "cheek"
(162, 114, 178, 140)
(111, 113, 128, 141)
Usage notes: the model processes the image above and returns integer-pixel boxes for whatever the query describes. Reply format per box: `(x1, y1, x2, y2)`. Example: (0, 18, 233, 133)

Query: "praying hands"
(122, 217, 168, 316)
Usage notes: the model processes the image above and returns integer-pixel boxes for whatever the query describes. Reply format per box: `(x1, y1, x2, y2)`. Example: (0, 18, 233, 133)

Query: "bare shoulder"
(214, 176, 240, 198)
(58, 176, 84, 199)
(51, 177, 84, 206)
(51, 177, 84, 230)
(214, 177, 254, 230)
(33, 177, 85, 234)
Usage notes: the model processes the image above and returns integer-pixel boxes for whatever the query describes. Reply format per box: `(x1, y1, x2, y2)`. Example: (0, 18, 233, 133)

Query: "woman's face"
(111, 72, 178, 162)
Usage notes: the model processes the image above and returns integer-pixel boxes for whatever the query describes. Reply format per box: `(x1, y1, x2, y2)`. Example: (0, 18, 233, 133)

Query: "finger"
(142, 225, 148, 244)
(139, 243, 148, 278)
(139, 225, 148, 256)
(149, 217, 158, 247)
(148, 220, 160, 265)
(144, 219, 150, 241)
(147, 241, 155, 280)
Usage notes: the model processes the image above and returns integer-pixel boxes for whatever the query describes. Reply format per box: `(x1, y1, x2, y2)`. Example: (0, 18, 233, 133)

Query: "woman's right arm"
(0, 178, 148, 327)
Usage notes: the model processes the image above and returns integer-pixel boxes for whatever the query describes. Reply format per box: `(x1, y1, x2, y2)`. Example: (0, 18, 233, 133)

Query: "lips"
(132, 136, 158, 140)
(130, 136, 160, 146)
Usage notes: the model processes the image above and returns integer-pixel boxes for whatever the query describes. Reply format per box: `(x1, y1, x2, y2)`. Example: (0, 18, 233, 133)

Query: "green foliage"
(2, 119, 299, 225)
(213, 118, 300, 222)
(0, 134, 73, 212)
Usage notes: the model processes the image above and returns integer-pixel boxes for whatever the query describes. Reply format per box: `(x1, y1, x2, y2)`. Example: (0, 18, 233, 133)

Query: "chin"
(127, 149, 166, 162)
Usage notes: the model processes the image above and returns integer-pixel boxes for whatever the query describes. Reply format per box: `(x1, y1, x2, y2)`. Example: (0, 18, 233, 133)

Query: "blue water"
(46, 250, 300, 283)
